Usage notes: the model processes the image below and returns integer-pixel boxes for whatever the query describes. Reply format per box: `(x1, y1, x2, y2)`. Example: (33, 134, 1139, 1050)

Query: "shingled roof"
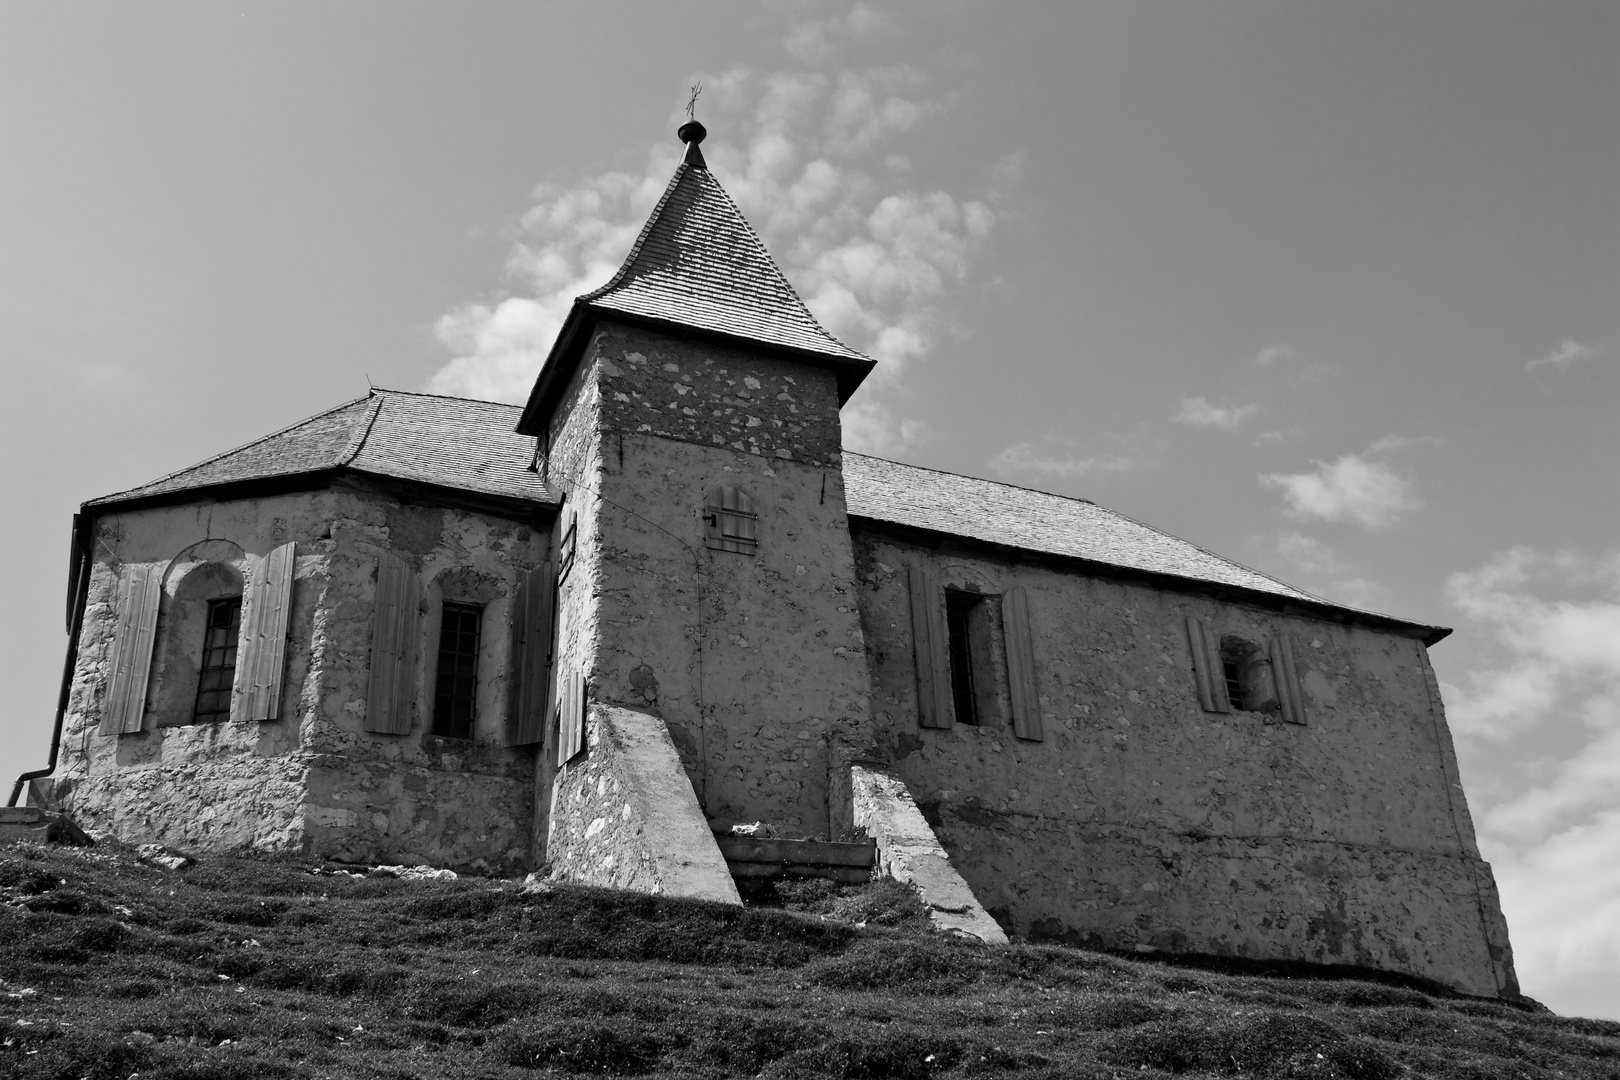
(842, 453, 1442, 639)
(517, 127, 875, 434)
(581, 163, 870, 366)
(88, 390, 557, 510)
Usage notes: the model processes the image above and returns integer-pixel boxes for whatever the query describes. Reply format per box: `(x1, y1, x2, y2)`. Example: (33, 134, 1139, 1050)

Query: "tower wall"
(538, 320, 872, 841)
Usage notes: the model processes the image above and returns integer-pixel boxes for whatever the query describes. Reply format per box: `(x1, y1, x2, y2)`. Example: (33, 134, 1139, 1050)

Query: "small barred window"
(704, 486, 758, 555)
(192, 596, 243, 723)
(432, 602, 483, 739)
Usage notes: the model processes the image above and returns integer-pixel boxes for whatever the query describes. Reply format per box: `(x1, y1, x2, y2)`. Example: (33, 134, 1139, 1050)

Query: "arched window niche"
(147, 540, 249, 727)
(1219, 634, 1279, 717)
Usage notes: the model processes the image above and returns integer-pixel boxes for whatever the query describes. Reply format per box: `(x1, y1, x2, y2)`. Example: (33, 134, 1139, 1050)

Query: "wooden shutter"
(1270, 633, 1306, 726)
(908, 565, 953, 729)
(100, 563, 162, 735)
(555, 666, 586, 766)
(233, 542, 296, 722)
(506, 562, 554, 747)
(1002, 586, 1044, 741)
(1185, 615, 1230, 714)
(705, 486, 758, 554)
(364, 552, 421, 735)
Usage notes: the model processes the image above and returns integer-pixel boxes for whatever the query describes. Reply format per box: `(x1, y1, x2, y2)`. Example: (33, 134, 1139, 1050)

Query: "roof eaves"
(846, 512, 1451, 645)
(88, 394, 373, 506)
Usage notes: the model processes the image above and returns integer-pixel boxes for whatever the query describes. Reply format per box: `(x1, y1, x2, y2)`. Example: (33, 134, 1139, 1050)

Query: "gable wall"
(851, 526, 1516, 997)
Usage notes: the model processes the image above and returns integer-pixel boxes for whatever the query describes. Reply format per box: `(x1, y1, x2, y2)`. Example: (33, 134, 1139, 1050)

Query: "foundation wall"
(851, 528, 1517, 997)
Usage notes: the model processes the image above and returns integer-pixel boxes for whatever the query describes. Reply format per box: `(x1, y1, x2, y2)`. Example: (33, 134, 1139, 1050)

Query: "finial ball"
(678, 120, 707, 146)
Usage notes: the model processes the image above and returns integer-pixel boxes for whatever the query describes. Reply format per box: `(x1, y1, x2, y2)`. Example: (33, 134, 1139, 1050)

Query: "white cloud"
(1274, 531, 1345, 576)
(426, 50, 1004, 446)
(1173, 395, 1260, 432)
(1269, 532, 1390, 611)
(1438, 547, 1620, 1016)
(990, 427, 1165, 481)
(1525, 338, 1601, 376)
(1254, 343, 1294, 367)
(1260, 438, 1425, 528)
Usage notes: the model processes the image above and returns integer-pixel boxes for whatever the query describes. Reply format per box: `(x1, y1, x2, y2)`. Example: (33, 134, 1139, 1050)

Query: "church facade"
(19, 121, 1519, 999)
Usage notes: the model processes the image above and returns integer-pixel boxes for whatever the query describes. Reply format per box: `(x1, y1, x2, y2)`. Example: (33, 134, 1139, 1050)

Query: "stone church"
(15, 119, 1518, 999)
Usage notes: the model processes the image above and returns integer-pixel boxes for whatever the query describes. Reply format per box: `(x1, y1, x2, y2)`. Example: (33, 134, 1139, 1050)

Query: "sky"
(2, 0, 1616, 1017)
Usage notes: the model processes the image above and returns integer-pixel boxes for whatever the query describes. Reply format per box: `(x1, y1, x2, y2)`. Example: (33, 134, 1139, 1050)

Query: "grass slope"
(1, 842, 1616, 1079)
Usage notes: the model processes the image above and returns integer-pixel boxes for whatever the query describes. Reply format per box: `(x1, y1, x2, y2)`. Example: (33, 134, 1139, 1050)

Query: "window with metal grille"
(704, 486, 757, 554)
(945, 590, 981, 726)
(1222, 660, 1245, 711)
(192, 596, 243, 723)
(432, 602, 483, 739)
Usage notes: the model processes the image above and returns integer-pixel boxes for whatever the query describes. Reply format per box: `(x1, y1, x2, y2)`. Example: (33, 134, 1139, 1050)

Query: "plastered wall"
(539, 321, 873, 846)
(851, 528, 1518, 998)
(50, 482, 543, 874)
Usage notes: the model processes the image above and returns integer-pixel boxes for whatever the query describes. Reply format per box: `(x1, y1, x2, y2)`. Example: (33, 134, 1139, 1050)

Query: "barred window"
(192, 596, 243, 723)
(432, 602, 483, 739)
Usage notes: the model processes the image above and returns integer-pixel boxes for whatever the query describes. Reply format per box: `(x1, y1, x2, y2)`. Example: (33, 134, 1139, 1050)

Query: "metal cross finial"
(685, 83, 702, 122)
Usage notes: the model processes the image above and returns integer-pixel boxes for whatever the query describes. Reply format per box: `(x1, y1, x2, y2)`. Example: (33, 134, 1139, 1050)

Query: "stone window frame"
(419, 567, 511, 744)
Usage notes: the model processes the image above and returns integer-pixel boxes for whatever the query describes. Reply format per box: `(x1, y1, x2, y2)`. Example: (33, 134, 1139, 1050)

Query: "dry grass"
(1, 842, 1614, 1079)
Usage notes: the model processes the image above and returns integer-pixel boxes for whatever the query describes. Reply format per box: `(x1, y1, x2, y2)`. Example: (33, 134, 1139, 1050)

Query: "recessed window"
(945, 590, 982, 726)
(1220, 635, 1276, 715)
(432, 602, 483, 739)
(192, 596, 243, 723)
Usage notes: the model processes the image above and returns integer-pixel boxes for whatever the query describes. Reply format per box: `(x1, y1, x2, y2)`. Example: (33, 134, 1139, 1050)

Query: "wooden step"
(716, 835, 877, 885)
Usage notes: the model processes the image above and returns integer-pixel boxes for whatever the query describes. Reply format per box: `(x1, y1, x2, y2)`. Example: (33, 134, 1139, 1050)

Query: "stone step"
(715, 835, 877, 885)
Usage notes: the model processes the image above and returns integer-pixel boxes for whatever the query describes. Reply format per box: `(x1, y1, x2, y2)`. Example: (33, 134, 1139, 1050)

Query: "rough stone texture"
(47, 482, 541, 874)
(852, 528, 1517, 998)
(850, 764, 1006, 943)
(546, 704, 739, 903)
(536, 320, 873, 843)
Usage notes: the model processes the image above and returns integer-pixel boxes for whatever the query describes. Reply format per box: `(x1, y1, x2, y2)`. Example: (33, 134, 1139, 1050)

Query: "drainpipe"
(9, 513, 93, 808)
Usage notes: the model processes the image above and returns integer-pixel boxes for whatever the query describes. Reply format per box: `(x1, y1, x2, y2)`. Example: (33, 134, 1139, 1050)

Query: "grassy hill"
(1, 841, 1616, 1079)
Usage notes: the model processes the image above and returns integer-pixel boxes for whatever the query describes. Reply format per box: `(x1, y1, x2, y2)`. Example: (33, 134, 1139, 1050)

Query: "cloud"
(783, 3, 892, 65)
(1269, 532, 1390, 611)
(1525, 338, 1601, 376)
(1260, 438, 1425, 528)
(1437, 547, 1620, 1015)
(990, 427, 1165, 481)
(1174, 395, 1260, 432)
(426, 51, 1005, 452)
(1252, 428, 1301, 447)
(1442, 548, 1620, 742)
(1274, 531, 1345, 576)
(1254, 343, 1294, 367)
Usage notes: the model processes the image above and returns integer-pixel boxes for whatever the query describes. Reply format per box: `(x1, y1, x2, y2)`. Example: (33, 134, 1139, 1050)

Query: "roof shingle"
(89, 390, 556, 508)
(842, 452, 1330, 607)
(581, 164, 870, 367)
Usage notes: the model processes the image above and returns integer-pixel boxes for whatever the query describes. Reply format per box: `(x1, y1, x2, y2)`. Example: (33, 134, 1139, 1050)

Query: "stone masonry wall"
(50, 483, 543, 874)
(851, 528, 1518, 998)
(539, 320, 873, 842)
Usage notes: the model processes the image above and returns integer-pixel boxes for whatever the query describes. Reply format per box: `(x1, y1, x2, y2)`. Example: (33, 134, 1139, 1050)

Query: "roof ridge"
(844, 450, 1347, 612)
(340, 394, 386, 465)
(99, 395, 374, 501)
(694, 169, 856, 348)
(843, 451, 1097, 506)
(577, 164, 693, 304)
(374, 386, 523, 408)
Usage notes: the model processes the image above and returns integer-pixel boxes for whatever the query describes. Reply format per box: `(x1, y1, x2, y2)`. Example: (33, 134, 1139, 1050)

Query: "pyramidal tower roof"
(517, 121, 874, 434)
